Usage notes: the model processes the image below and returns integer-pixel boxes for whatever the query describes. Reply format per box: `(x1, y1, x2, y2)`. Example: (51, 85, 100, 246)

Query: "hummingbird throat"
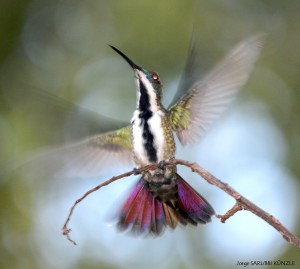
(131, 78, 166, 167)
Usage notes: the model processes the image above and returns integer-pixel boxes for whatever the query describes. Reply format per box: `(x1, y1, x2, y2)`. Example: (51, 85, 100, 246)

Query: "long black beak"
(109, 45, 142, 71)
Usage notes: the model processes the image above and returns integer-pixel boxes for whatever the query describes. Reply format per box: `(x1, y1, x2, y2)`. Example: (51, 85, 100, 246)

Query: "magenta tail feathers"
(177, 174, 215, 224)
(116, 173, 214, 236)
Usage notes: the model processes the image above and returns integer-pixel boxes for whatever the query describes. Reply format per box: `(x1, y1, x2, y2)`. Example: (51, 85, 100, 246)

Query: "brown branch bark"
(215, 203, 243, 223)
(62, 159, 300, 250)
(169, 159, 300, 250)
(62, 165, 152, 245)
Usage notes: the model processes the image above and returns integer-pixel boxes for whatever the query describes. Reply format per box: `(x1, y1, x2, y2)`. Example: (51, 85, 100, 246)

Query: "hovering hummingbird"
(49, 34, 263, 236)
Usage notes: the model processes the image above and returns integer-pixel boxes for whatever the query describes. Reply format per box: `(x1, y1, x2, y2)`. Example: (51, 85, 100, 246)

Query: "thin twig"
(62, 159, 300, 250)
(215, 203, 243, 223)
(62, 164, 159, 244)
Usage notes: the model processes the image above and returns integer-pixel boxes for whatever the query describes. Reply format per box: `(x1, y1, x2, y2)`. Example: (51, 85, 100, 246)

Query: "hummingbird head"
(109, 45, 163, 111)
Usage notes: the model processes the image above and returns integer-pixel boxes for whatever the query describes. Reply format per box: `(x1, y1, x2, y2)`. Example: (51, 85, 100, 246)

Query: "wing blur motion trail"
(168, 34, 265, 145)
(5, 86, 134, 179)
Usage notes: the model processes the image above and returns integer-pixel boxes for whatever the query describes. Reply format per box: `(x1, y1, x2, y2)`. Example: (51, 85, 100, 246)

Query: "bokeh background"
(1, 0, 300, 269)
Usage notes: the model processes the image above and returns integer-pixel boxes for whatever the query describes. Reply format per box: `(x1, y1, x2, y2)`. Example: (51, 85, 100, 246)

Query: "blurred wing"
(5, 86, 128, 143)
(168, 34, 265, 145)
(169, 32, 199, 107)
(22, 126, 134, 178)
(4, 85, 134, 178)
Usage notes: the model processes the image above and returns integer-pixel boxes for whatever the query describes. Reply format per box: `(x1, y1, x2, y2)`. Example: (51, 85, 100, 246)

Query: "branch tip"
(215, 203, 243, 223)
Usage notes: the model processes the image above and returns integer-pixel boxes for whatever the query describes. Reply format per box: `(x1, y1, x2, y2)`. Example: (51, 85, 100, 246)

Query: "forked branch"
(62, 159, 300, 249)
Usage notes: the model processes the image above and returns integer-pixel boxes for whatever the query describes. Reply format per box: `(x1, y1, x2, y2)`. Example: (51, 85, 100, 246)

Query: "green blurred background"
(0, 0, 300, 269)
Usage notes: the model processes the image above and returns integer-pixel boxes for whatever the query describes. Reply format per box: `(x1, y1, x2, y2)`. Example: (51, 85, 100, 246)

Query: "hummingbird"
(44, 34, 263, 236)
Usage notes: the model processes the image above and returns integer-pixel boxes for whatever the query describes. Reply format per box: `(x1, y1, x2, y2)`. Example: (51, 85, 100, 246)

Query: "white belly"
(131, 110, 165, 166)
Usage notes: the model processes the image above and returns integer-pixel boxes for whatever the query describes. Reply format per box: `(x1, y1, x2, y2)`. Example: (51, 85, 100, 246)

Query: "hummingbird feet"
(133, 161, 168, 176)
(154, 160, 166, 176)
(133, 167, 141, 175)
(153, 160, 176, 184)
(143, 160, 176, 188)
(159, 160, 166, 170)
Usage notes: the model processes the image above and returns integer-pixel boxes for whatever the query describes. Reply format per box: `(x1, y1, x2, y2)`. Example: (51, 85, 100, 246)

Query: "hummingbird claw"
(158, 160, 166, 170)
(153, 160, 166, 176)
(133, 168, 140, 175)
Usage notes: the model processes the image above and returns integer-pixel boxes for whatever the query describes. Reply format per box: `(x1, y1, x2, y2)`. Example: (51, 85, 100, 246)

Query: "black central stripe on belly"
(138, 80, 157, 163)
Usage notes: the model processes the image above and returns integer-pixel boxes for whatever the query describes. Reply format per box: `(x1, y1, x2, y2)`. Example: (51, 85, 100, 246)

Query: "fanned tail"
(117, 174, 215, 236)
(117, 178, 165, 235)
(177, 174, 215, 224)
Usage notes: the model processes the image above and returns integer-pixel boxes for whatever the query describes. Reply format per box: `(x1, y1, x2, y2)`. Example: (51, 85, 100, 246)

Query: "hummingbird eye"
(152, 73, 159, 81)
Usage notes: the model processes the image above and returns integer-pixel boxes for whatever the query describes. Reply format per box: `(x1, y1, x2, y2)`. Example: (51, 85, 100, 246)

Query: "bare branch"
(166, 159, 300, 250)
(62, 164, 159, 244)
(62, 158, 300, 250)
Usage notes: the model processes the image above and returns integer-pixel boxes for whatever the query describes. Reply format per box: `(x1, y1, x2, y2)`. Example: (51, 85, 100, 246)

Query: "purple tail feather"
(117, 174, 215, 236)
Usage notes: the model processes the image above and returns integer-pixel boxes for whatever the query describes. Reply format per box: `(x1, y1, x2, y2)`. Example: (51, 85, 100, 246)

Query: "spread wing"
(18, 126, 134, 178)
(168, 34, 265, 145)
(4, 86, 135, 179)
